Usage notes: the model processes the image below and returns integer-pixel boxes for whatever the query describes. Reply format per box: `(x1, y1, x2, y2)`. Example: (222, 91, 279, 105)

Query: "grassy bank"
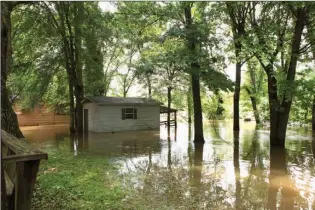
(31, 149, 126, 210)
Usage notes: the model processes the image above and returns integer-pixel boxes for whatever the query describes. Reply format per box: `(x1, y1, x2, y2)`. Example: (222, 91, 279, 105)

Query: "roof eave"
(81, 97, 94, 104)
(96, 103, 162, 106)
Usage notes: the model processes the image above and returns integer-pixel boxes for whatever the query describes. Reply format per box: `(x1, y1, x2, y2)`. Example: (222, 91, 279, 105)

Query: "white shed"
(81, 96, 161, 132)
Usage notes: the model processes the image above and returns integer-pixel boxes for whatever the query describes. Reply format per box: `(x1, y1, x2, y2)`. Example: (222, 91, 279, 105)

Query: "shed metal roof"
(81, 96, 162, 106)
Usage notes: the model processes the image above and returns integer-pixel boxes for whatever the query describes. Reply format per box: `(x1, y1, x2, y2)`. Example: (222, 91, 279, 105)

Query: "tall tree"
(184, 2, 205, 143)
(250, 2, 313, 147)
(1, 1, 25, 138)
(226, 2, 251, 131)
(43, 2, 85, 132)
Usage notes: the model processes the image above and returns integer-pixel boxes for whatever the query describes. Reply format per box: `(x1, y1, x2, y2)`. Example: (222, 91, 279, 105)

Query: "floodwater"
(22, 121, 315, 209)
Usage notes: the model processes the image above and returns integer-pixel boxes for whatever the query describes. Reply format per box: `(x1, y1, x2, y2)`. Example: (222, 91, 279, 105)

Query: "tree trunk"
(56, 2, 76, 133)
(123, 87, 127, 97)
(267, 71, 288, 147)
(312, 95, 315, 130)
(245, 87, 261, 124)
(167, 86, 172, 137)
(74, 2, 84, 133)
(1, 2, 24, 138)
(226, 4, 245, 132)
(184, 5, 204, 143)
(191, 72, 205, 143)
(167, 138, 172, 169)
(187, 85, 192, 125)
(234, 62, 241, 131)
(146, 75, 151, 98)
(68, 77, 75, 133)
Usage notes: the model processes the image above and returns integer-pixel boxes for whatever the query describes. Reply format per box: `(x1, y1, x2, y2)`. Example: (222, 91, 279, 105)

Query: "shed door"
(84, 109, 88, 132)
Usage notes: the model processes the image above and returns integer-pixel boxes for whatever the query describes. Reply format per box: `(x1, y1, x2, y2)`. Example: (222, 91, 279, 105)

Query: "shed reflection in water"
(21, 122, 315, 209)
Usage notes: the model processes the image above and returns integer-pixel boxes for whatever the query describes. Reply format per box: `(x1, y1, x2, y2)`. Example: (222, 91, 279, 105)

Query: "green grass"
(31, 149, 126, 210)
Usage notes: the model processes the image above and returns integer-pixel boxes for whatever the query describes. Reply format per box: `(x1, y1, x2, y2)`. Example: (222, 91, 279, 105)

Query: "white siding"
(82, 103, 98, 132)
(98, 105, 160, 132)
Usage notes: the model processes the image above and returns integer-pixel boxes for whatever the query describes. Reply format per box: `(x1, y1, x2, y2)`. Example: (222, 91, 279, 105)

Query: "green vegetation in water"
(31, 149, 126, 210)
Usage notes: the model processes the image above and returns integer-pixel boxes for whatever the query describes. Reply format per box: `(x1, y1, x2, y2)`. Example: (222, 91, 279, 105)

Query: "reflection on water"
(21, 121, 315, 209)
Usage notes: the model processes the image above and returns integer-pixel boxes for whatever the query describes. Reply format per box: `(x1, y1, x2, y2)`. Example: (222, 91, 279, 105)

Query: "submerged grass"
(31, 148, 127, 210)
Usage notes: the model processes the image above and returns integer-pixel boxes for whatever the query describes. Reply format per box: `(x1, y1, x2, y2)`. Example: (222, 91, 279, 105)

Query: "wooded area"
(1, 1, 315, 148)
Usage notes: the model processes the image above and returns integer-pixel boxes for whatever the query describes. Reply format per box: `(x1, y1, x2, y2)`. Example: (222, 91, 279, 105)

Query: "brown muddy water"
(21, 121, 315, 209)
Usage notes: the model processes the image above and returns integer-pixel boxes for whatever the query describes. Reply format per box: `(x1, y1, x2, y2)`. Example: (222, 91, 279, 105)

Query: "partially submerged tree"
(249, 2, 314, 147)
(183, 3, 205, 143)
(225, 2, 251, 131)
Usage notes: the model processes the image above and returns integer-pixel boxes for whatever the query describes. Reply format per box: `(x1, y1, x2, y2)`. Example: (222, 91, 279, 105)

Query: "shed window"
(122, 108, 137, 120)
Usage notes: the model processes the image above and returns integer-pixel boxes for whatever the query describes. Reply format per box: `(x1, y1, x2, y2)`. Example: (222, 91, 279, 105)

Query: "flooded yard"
(22, 121, 315, 209)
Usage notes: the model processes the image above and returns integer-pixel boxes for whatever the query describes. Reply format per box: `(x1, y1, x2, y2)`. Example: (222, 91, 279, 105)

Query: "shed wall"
(82, 103, 98, 132)
(97, 105, 160, 132)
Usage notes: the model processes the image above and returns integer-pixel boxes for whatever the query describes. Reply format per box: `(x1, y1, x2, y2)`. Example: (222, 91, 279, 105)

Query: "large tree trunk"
(191, 72, 204, 142)
(267, 72, 288, 147)
(1, 2, 24, 138)
(233, 62, 241, 131)
(184, 5, 204, 143)
(245, 87, 261, 124)
(167, 86, 172, 137)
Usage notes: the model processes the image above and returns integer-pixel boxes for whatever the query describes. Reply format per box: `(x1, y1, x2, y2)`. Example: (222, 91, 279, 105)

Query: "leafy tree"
(117, 49, 137, 97)
(242, 58, 266, 124)
(10, 3, 62, 111)
(82, 2, 111, 96)
(225, 2, 252, 131)
(248, 2, 314, 147)
(290, 69, 315, 124)
(1, 1, 30, 138)
(305, 9, 315, 130)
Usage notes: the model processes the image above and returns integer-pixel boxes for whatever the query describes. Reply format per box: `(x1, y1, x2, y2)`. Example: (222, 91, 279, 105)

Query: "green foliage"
(9, 4, 62, 110)
(290, 69, 315, 123)
(203, 92, 227, 120)
(7, 1, 315, 126)
(42, 71, 69, 114)
(82, 2, 112, 96)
